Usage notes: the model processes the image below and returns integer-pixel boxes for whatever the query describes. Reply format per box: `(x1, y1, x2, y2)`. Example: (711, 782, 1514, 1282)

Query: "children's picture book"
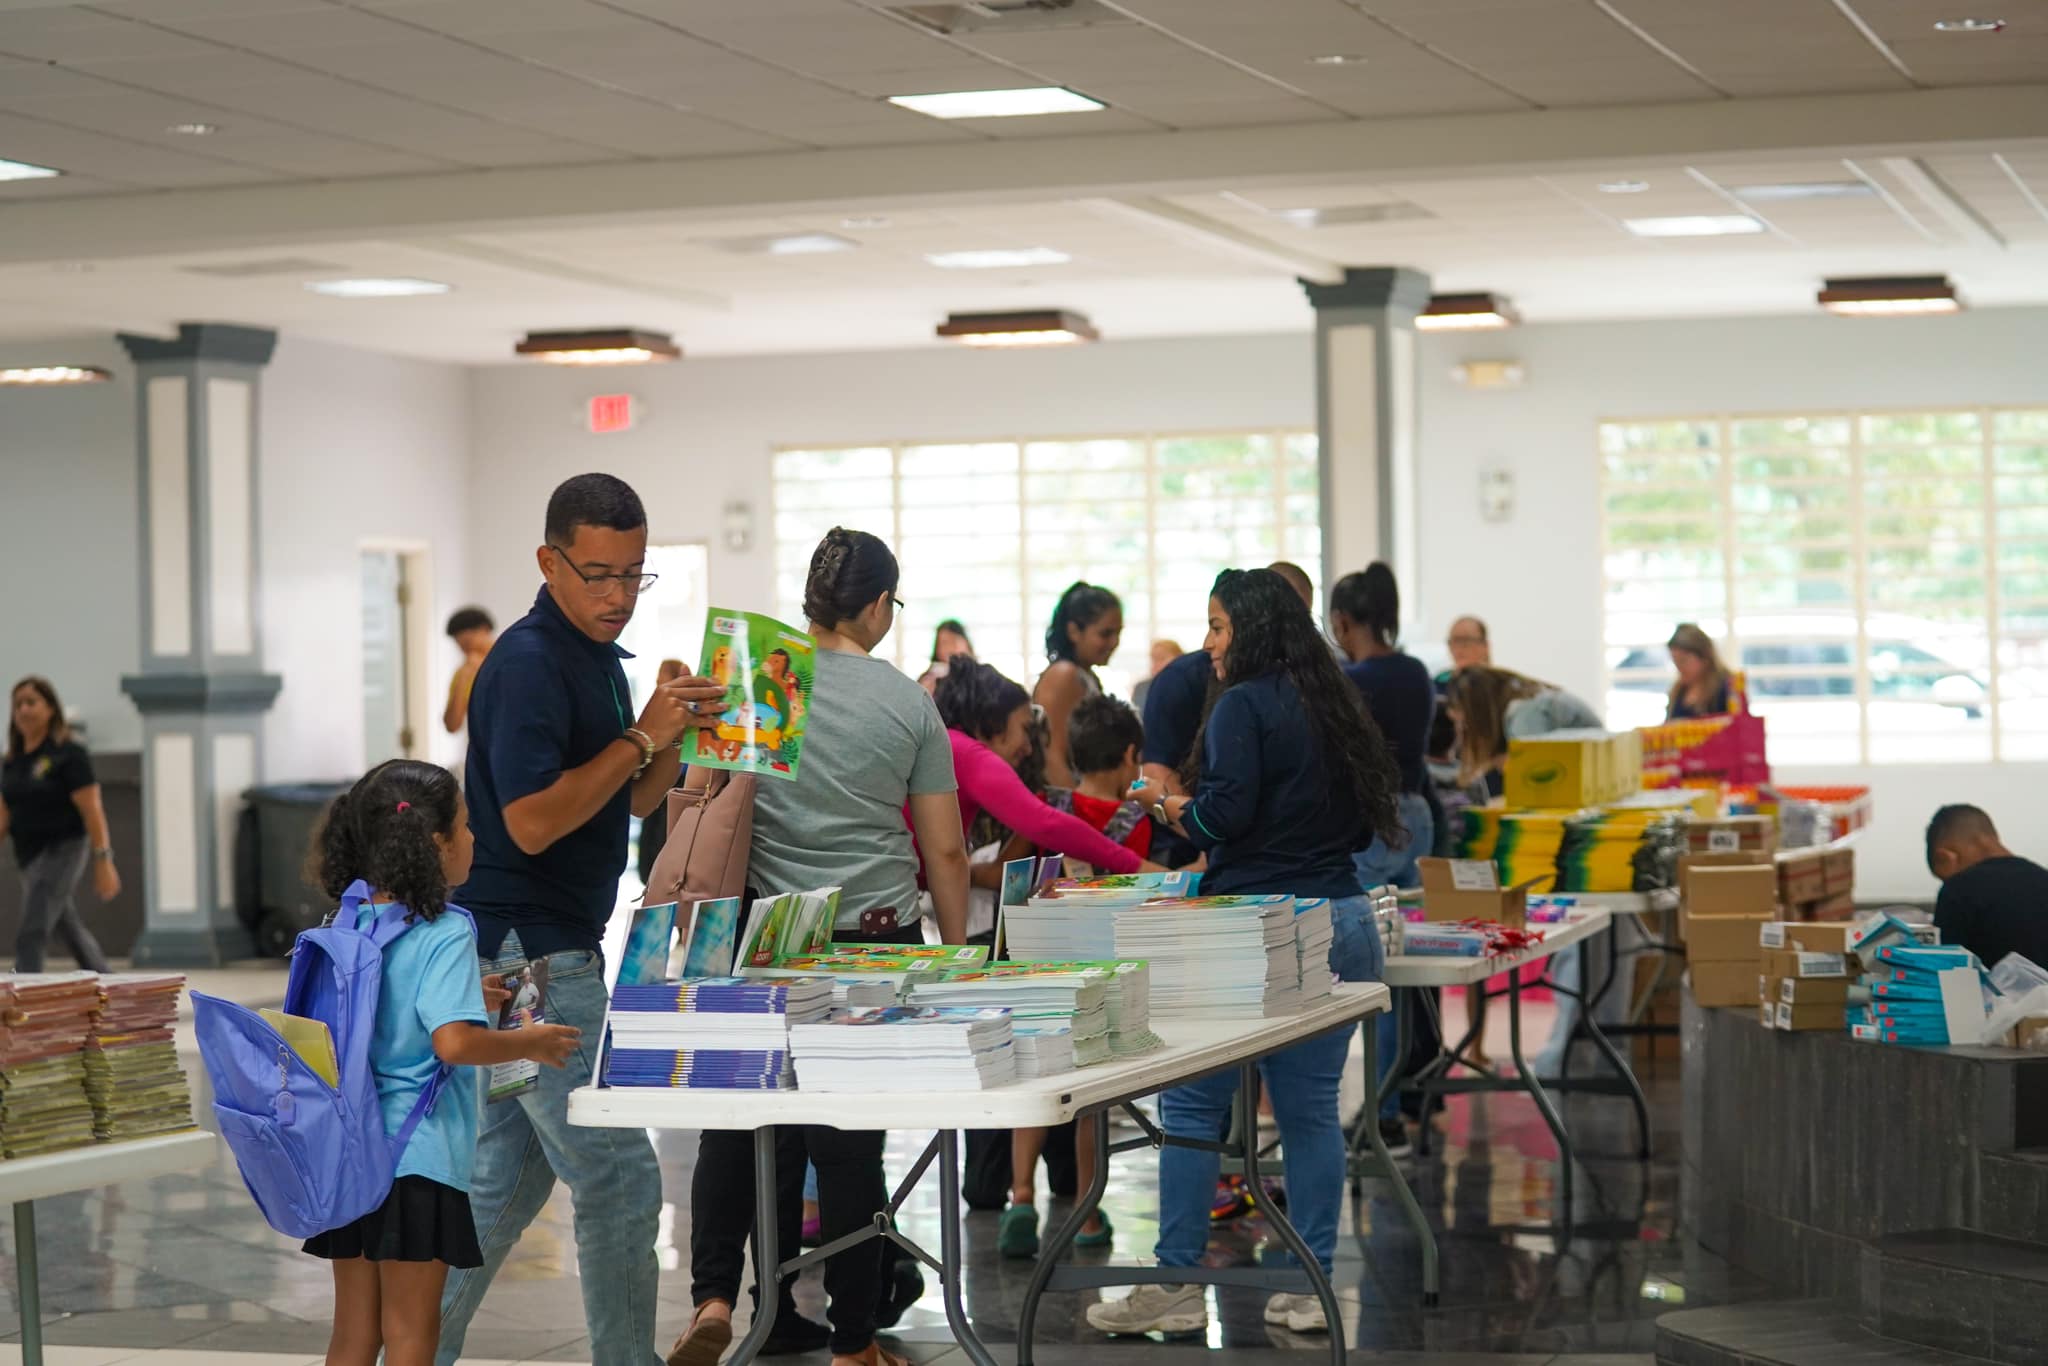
(617, 901, 679, 989)
(681, 896, 743, 978)
(691, 608, 815, 781)
(736, 887, 841, 969)
(488, 958, 552, 1103)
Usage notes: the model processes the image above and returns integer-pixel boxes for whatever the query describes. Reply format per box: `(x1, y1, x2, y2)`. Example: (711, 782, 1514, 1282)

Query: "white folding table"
(571, 984, 1419, 1365)
(0, 1130, 220, 1366)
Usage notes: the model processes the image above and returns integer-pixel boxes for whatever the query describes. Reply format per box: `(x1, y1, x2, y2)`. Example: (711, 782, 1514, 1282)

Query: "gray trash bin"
(238, 781, 354, 958)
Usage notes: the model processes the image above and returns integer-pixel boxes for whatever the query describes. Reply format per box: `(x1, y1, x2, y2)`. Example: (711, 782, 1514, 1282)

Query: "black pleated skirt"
(302, 1175, 483, 1267)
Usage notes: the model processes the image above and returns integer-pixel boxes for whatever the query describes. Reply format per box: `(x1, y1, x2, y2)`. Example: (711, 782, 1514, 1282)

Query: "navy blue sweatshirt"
(1181, 671, 1368, 901)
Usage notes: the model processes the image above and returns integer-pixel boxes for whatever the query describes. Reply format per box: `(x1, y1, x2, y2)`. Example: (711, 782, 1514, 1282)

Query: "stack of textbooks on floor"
(85, 974, 194, 1141)
(1294, 899, 1335, 1003)
(788, 1006, 1015, 1093)
(0, 973, 100, 1158)
(904, 964, 1111, 1068)
(1005, 872, 1197, 961)
(1011, 1022, 1076, 1079)
(1114, 896, 1301, 1019)
(603, 977, 833, 1090)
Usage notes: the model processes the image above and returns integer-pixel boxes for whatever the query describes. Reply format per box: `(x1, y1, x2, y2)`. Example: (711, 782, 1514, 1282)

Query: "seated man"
(1926, 804, 2048, 969)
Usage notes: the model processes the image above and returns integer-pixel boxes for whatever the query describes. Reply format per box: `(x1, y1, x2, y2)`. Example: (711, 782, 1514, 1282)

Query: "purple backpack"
(192, 880, 471, 1240)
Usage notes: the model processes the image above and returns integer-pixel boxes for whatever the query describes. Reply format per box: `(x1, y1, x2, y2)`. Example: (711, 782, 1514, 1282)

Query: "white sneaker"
(1086, 1283, 1208, 1336)
(1263, 1292, 1330, 1333)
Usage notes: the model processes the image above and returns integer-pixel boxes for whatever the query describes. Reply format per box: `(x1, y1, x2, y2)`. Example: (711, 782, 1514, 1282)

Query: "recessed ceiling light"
(936, 310, 1099, 348)
(0, 366, 111, 386)
(925, 247, 1072, 270)
(305, 277, 452, 298)
(1733, 181, 1876, 202)
(1818, 275, 1963, 316)
(0, 157, 61, 182)
(1308, 53, 1366, 65)
(840, 215, 891, 230)
(1933, 17, 2003, 31)
(1598, 179, 1650, 194)
(1275, 202, 1434, 228)
(1622, 214, 1766, 238)
(887, 87, 1104, 119)
(703, 231, 857, 256)
(515, 328, 681, 365)
(1416, 292, 1519, 331)
(166, 122, 219, 136)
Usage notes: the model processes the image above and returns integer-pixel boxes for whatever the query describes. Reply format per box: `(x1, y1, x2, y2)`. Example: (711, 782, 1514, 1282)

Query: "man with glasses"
(439, 473, 725, 1366)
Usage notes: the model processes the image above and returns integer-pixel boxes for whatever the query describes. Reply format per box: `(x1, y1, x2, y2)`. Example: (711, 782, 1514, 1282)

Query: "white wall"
(0, 337, 141, 750)
(469, 311, 2048, 902)
(260, 335, 471, 779)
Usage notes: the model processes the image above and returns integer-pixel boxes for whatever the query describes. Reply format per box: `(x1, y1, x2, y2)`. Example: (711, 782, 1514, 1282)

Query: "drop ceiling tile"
(187, 76, 618, 165)
(954, 108, 1161, 138)
(763, 118, 982, 148)
(1128, 97, 1345, 129)
(365, 0, 651, 37)
(0, 170, 133, 197)
(162, 5, 422, 49)
(480, 102, 795, 157)
(0, 108, 278, 186)
(0, 8, 226, 62)
(85, 0, 335, 19)
(51, 51, 314, 92)
(831, 64, 1064, 99)
(1600, 0, 1908, 90)
(1352, 0, 1723, 104)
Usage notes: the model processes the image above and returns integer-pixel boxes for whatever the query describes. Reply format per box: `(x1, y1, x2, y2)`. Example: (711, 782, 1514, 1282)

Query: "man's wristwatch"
(1152, 798, 1172, 825)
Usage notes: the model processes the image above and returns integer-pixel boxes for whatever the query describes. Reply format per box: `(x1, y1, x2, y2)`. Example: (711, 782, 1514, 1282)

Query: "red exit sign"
(587, 393, 635, 434)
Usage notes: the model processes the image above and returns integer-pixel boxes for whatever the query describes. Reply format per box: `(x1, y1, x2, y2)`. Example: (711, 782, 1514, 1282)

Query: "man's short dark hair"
(445, 606, 493, 639)
(545, 473, 646, 546)
(1927, 803, 1996, 874)
(1068, 694, 1145, 777)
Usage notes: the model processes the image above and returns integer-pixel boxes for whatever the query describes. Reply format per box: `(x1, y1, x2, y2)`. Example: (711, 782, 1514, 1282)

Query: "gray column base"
(129, 921, 254, 967)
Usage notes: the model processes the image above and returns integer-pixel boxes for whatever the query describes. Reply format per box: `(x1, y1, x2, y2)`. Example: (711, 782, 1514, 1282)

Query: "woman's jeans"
(1352, 790, 1433, 1122)
(14, 838, 109, 973)
(1154, 893, 1385, 1275)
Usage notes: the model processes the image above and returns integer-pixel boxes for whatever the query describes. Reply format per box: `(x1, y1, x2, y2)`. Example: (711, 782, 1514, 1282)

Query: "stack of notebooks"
(788, 1006, 1016, 1093)
(904, 964, 1111, 1068)
(86, 974, 194, 1141)
(603, 977, 833, 1090)
(1005, 872, 1197, 961)
(0, 973, 101, 1158)
(1011, 1022, 1076, 1079)
(745, 954, 938, 999)
(1294, 899, 1335, 1003)
(1114, 896, 1301, 1019)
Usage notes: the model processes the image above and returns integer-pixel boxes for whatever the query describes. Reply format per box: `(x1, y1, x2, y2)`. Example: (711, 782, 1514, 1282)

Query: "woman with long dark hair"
(1032, 582, 1123, 789)
(1088, 568, 1401, 1341)
(0, 677, 116, 972)
(916, 618, 974, 695)
(1666, 622, 1732, 720)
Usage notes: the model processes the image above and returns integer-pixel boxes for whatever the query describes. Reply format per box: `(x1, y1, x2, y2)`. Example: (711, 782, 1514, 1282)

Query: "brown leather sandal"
(667, 1304, 734, 1366)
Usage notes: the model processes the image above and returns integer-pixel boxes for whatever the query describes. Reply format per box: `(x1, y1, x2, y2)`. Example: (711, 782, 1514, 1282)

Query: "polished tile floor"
(0, 986, 1753, 1363)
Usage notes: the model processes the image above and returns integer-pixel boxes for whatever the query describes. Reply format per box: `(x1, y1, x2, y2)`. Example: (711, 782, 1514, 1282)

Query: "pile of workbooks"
(904, 963, 1112, 1068)
(789, 1006, 1016, 1092)
(85, 974, 193, 1140)
(603, 977, 833, 1090)
(1295, 899, 1334, 1003)
(0, 973, 100, 1158)
(1010, 1022, 1076, 1079)
(1003, 872, 1197, 961)
(744, 943, 986, 1003)
(1114, 895, 1299, 1019)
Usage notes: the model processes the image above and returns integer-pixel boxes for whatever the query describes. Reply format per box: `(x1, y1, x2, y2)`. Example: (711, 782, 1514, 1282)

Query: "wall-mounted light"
(1817, 275, 1963, 317)
(0, 365, 112, 386)
(723, 502, 755, 553)
(1452, 360, 1526, 389)
(936, 309, 1099, 347)
(516, 328, 681, 365)
(1417, 292, 1519, 331)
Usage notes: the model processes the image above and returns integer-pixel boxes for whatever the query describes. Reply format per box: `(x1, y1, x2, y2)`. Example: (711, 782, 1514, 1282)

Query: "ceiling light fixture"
(1933, 17, 2003, 30)
(1308, 53, 1366, 65)
(840, 215, 891, 230)
(166, 122, 219, 136)
(1415, 292, 1519, 331)
(0, 157, 61, 181)
(515, 328, 681, 365)
(1817, 275, 1963, 316)
(888, 87, 1104, 119)
(936, 309, 1099, 348)
(704, 231, 857, 256)
(0, 366, 111, 386)
(1598, 179, 1650, 194)
(1622, 214, 1766, 238)
(305, 277, 452, 298)
(1733, 181, 1876, 201)
(925, 247, 1072, 270)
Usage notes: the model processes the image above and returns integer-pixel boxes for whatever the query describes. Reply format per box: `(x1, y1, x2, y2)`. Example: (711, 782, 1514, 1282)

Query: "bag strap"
(390, 1063, 454, 1159)
(1103, 800, 1148, 846)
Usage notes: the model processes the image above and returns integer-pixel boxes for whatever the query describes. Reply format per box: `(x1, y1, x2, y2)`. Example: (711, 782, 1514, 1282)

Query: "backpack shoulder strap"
(1103, 800, 1148, 846)
(391, 1063, 455, 1158)
(1044, 787, 1075, 815)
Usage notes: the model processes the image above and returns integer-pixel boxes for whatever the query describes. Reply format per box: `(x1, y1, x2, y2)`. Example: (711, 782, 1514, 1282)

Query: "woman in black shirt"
(0, 678, 117, 972)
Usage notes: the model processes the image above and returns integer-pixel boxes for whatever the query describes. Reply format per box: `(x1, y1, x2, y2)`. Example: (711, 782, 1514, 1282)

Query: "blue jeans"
(1156, 894, 1384, 1275)
(1353, 790, 1434, 894)
(438, 933, 663, 1366)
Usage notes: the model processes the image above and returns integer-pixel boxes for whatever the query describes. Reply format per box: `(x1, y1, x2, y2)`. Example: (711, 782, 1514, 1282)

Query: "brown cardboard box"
(1772, 1000, 1844, 1031)
(1761, 921, 1859, 955)
(1678, 850, 1776, 900)
(1761, 946, 1849, 979)
(1684, 864, 1780, 923)
(1806, 892, 1857, 922)
(1690, 960, 1763, 1007)
(1779, 852, 1827, 905)
(1688, 913, 1769, 964)
(1687, 816, 1777, 855)
(1823, 847, 1855, 896)
(1418, 859, 1535, 930)
(1778, 975, 1852, 1005)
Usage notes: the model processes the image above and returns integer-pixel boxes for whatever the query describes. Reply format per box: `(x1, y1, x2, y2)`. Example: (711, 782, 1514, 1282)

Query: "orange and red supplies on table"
(1403, 920, 1548, 959)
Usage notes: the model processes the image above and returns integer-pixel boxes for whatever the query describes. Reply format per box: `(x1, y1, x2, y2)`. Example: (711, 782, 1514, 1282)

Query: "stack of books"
(0, 973, 101, 1157)
(1011, 1022, 1076, 1079)
(904, 964, 1112, 1066)
(1114, 896, 1301, 1019)
(745, 954, 939, 999)
(788, 1006, 1016, 1093)
(85, 974, 194, 1141)
(1293, 899, 1335, 1003)
(1851, 943, 1978, 1045)
(603, 977, 833, 1090)
(1006, 872, 1196, 961)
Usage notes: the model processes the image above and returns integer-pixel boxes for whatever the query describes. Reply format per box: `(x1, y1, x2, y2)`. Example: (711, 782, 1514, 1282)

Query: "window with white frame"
(772, 432, 1321, 696)
(1601, 408, 2048, 765)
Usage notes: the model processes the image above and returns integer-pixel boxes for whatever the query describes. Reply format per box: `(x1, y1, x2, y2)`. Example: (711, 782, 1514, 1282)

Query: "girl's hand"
(92, 860, 121, 903)
(525, 1023, 583, 1068)
(481, 973, 512, 1014)
(1137, 861, 1168, 874)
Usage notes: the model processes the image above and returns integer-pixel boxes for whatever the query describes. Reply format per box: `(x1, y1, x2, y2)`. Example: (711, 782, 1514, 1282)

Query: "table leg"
(1507, 972, 1573, 1223)
(14, 1201, 40, 1366)
(1571, 983, 1652, 1159)
(727, 1129, 782, 1366)
(936, 1129, 1001, 1366)
(1237, 1060, 1345, 1366)
(1018, 1109, 1109, 1366)
(1358, 1014, 1439, 1306)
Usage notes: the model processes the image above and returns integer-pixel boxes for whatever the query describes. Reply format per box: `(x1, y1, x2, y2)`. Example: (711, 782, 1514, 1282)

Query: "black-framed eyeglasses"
(891, 595, 907, 611)
(547, 544, 658, 597)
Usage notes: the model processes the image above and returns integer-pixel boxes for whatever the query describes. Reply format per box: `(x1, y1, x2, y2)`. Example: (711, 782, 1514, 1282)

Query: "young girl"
(303, 760, 581, 1366)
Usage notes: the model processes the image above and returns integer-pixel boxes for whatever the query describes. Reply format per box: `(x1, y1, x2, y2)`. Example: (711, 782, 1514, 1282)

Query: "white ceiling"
(1, 0, 2045, 359)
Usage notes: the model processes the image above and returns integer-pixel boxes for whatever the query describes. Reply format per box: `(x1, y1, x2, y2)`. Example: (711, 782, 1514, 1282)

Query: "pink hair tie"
(395, 801, 411, 813)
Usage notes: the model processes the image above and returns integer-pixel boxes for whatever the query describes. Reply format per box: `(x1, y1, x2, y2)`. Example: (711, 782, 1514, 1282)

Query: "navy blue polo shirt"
(458, 587, 635, 959)
(1343, 652, 1435, 794)
(1140, 649, 1213, 773)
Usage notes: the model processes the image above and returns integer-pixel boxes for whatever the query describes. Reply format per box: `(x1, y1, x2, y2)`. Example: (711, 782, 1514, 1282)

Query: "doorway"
(360, 546, 433, 768)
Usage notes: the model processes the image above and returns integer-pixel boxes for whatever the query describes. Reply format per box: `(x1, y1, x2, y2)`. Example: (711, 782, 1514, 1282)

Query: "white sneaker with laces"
(1086, 1282, 1208, 1336)
(1263, 1292, 1330, 1333)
